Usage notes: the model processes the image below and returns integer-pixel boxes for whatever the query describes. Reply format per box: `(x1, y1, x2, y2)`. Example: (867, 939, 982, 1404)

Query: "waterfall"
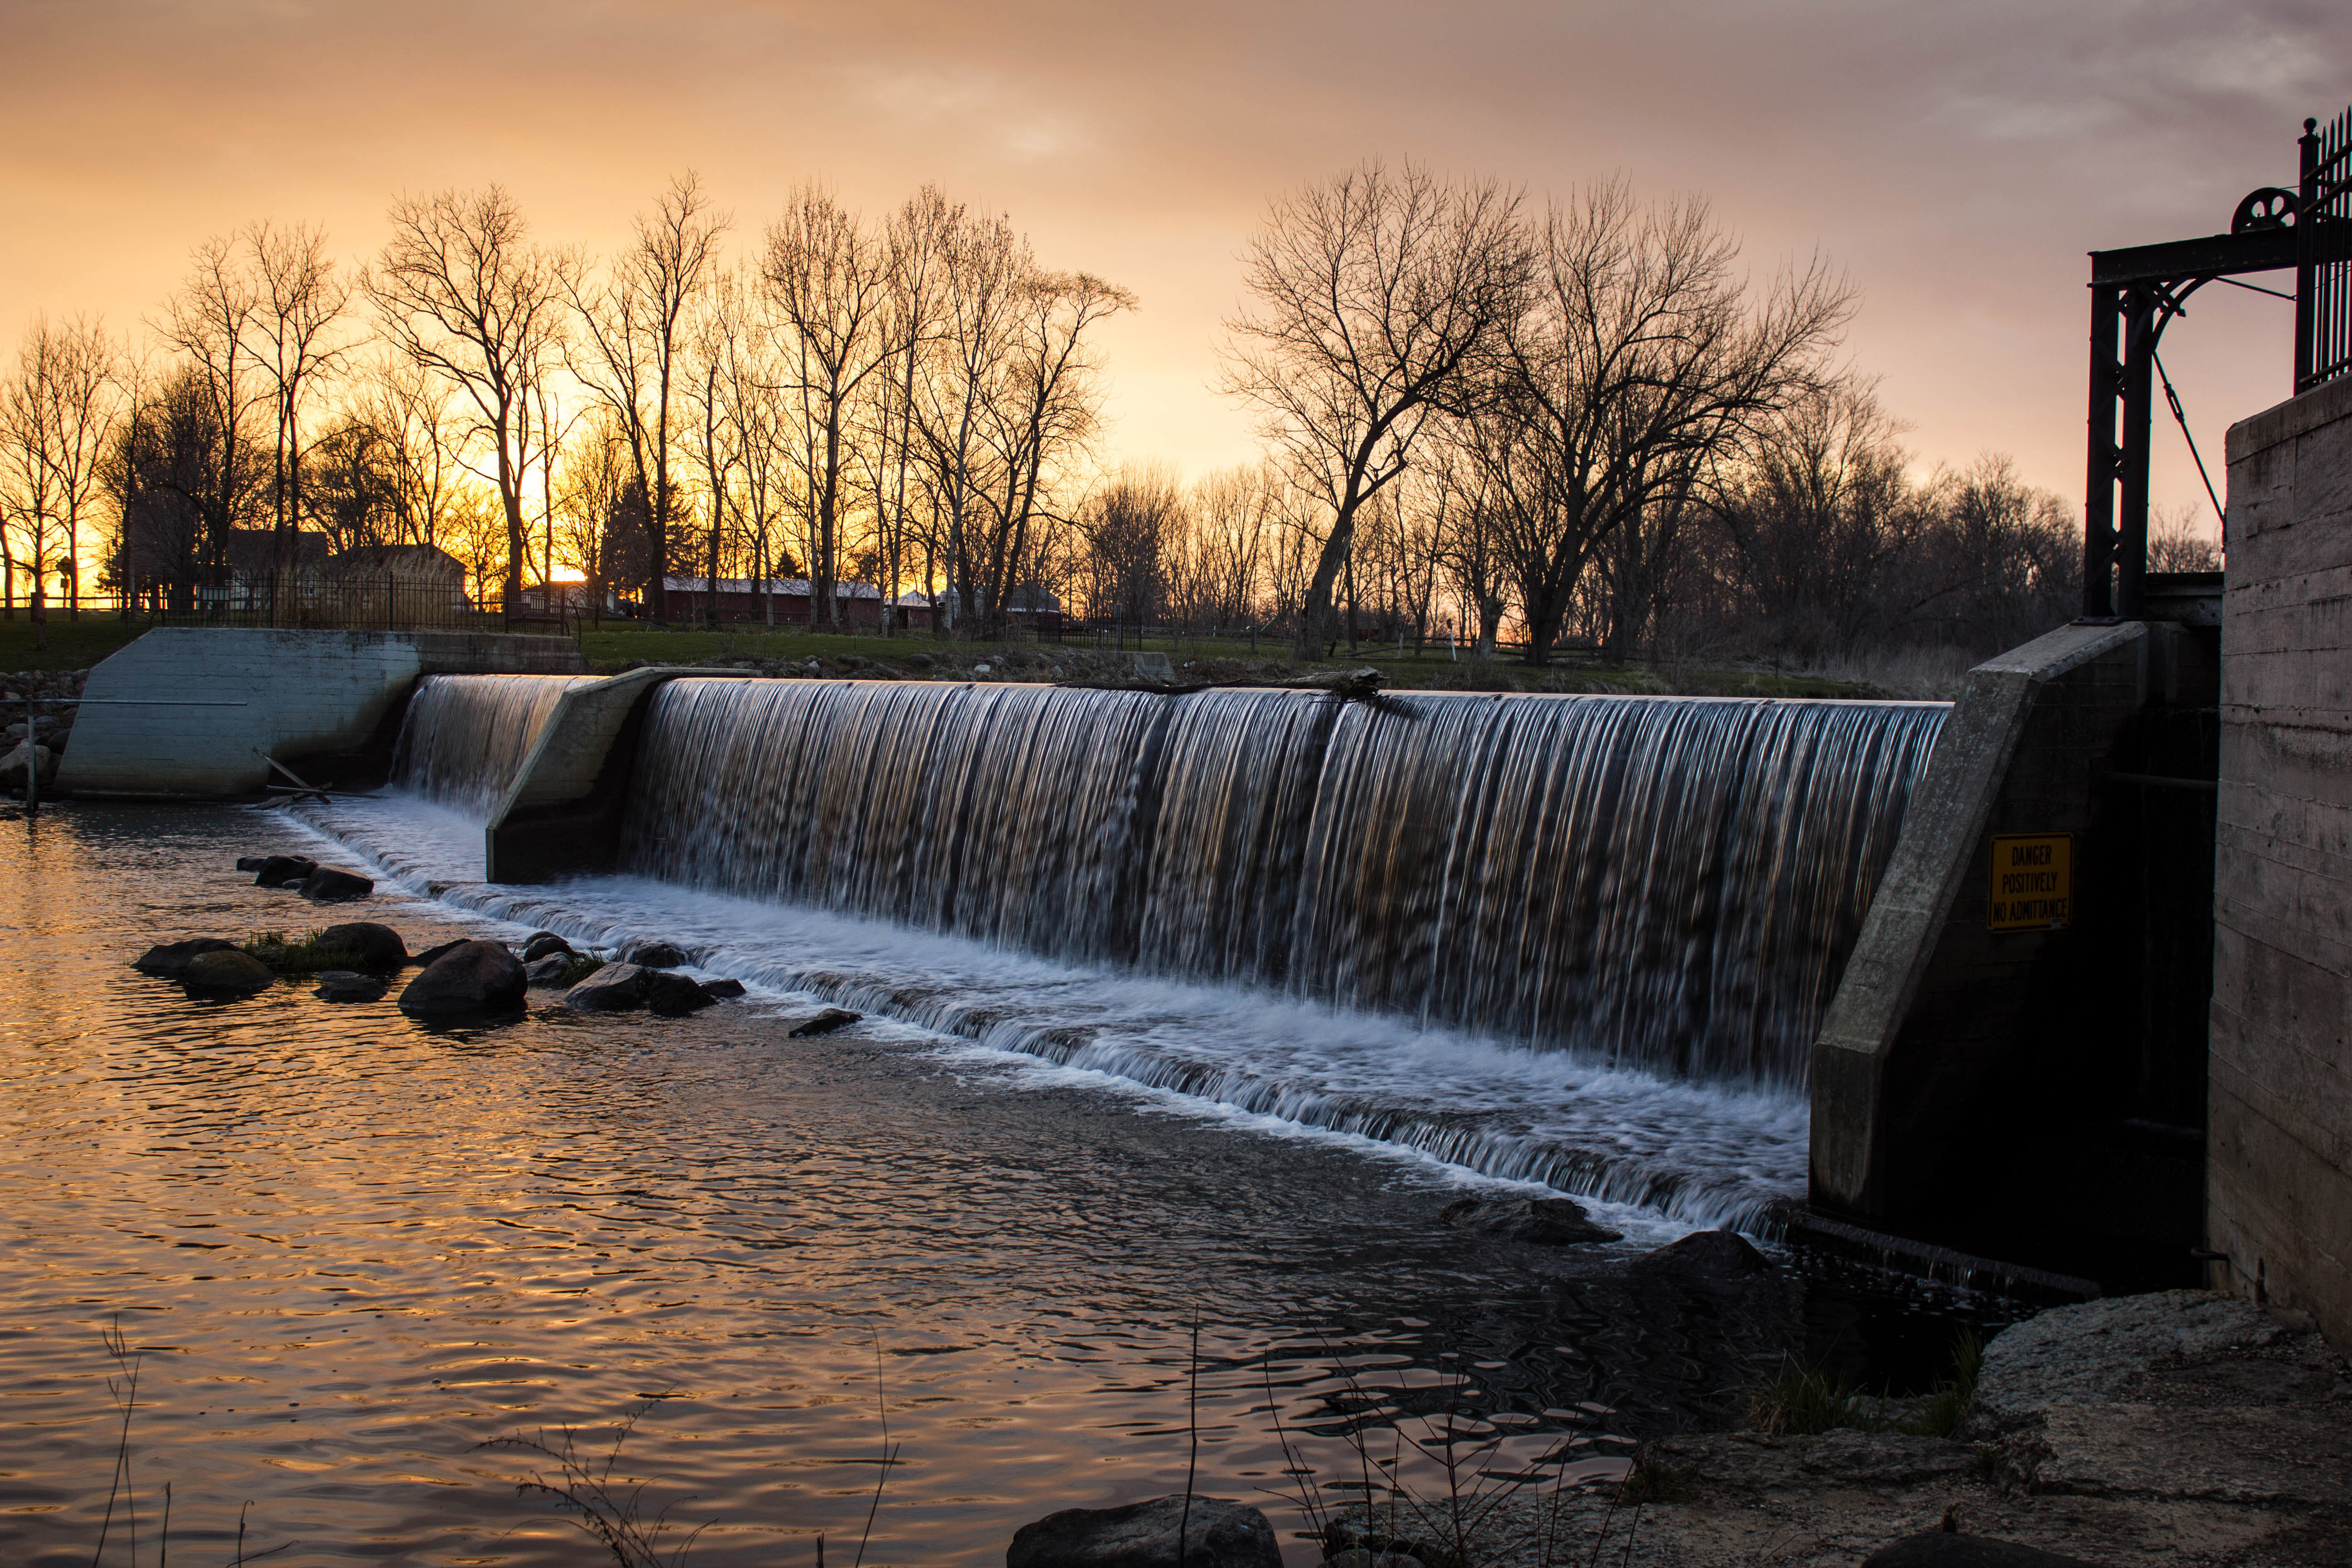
(619, 681, 1943, 1087)
(392, 673, 597, 814)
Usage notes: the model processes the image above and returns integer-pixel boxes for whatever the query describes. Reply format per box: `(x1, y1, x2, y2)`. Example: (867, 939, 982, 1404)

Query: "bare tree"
(368, 186, 565, 614)
(246, 222, 350, 578)
(565, 172, 728, 616)
(1222, 160, 1533, 657)
(0, 318, 121, 637)
(1480, 180, 1853, 663)
(158, 234, 269, 585)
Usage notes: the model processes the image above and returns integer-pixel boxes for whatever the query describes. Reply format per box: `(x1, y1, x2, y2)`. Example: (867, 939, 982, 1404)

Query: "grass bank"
(0, 614, 151, 672)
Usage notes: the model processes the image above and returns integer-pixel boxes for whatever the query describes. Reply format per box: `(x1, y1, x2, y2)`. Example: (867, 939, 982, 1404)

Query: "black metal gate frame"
(2083, 108, 2352, 620)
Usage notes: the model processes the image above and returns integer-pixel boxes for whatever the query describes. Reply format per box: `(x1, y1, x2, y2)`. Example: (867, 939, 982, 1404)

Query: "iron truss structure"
(2084, 104, 2352, 619)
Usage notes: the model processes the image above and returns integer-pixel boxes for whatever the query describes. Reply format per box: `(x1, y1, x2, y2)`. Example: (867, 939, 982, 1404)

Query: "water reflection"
(0, 802, 2015, 1568)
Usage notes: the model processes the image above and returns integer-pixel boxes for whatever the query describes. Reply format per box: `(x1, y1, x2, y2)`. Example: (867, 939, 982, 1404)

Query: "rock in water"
(133, 937, 240, 976)
(0, 741, 55, 789)
(1862, 1535, 2111, 1567)
(1007, 1495, 1282, 1568)
(563, 963, 652, 1013)
(299, 866, 374, 902)
(620, 940, 689, 969)
(313, 970, 387, 1003)
(1630, 1228, 1772, 1280)
(251, 854, 317, 887)
(396, 940, 528, 1017)
(520, 931, 575, 962)
(411, 938, 467, 969)
(235, 857, 267, 872)
(1438, 1195, 1623, 1245)
(523, 954, 575, 988)
(788, 1007, 861, 1038)
(644, 970, 713, 1016)
(316, 922, 407, 970)
(182, 949, 276, 995)
(699, 978, 746, 1000)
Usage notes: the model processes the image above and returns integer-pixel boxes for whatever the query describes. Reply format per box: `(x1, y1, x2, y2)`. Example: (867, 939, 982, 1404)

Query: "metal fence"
(2302, 103, 2352, 392)
(5, 575, 522, 634)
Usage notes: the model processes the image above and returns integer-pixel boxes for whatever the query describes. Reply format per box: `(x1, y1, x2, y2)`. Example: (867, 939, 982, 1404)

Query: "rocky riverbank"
(1307, 1290, 2347, 1568)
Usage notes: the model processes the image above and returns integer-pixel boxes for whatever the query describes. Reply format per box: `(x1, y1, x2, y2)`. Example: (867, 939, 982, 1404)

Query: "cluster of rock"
(2, 706, 71, 794)
(136, 865, 849, 1034)
(235, 853, 375, 902)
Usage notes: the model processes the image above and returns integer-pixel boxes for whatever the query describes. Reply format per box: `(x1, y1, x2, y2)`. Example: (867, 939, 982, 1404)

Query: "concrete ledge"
(55, 628, 587, 798)
(484, 667, 741, 883)
(2225, 371, 2352, 464)
(1811, 620, 2151, 1216)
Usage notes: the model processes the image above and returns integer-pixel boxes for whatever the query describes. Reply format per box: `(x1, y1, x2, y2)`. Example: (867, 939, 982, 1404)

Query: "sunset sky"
(2, 0, 2342, 527)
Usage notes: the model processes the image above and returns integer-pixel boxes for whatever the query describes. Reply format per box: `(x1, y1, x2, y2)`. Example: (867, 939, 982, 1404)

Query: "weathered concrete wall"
(2210, 372, 2352, 1343)
(57, 627, 587, 797)
(1812, 621, 2155, 1219)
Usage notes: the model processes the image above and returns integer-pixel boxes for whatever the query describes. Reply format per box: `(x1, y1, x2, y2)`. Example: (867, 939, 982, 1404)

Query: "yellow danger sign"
(1989, 833, 2073, 931)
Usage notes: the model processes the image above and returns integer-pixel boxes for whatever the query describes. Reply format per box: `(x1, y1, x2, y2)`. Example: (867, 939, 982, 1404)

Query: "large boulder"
(564, 962, 652, 1013)
(315, 922, 407, 970)
(313, 970, 387, 1003)
(0, 741, 56, 790)
(183, 949, 276, 995)
(644, 969, 714, 1016)
(1967, 1290, 2279, 1436)
(299, 866, 374, 902)
(520, 931, 575, 962)
(1630, 1228, 1773, 1281)
(133, 937, 240, 977)
(251, 855, 317, 888)
(1439, 1194, 1622, 1245)
(396, 939, 528, 1017)
(523, 953, 576, 988)
(1007, 1495, 1281, 1568)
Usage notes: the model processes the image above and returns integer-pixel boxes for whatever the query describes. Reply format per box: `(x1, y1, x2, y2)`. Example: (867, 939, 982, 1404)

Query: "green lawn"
(0, 613, 153, 671)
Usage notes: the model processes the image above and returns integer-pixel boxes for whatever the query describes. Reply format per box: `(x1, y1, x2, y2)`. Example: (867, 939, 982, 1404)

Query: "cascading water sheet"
(619, 680, 1943, 1088)
(391, 672, 598, 814)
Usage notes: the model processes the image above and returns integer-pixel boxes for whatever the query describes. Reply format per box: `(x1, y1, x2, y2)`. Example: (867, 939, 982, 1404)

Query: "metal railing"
(2301, 104, 2352, 392)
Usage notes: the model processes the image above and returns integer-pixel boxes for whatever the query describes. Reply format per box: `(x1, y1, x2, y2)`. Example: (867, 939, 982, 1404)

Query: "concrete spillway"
(398, 676, 1945, 1088)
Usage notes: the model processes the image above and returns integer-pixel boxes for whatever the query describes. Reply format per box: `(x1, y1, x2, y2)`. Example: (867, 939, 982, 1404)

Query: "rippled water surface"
(0, 800, 2012, 1568)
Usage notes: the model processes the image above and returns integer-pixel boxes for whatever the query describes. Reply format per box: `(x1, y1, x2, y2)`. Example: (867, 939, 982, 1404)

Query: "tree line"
(0, 160, 2215, 664)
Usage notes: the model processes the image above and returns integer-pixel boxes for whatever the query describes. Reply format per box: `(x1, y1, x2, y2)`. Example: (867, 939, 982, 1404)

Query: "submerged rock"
(133, 937, 240, 976)
(1631, 1228, 1773, 1280)
(396, 940, 527, 1017)
(1007, 1494, 1281, 1568)
(699, 977, 746, 1000)
(564, 962, 652, 1013)
(620, 940, 689, 969)
(299, 866, 374, 902)
(788, 1007, 861, 1038)
(313, 970, 387, 1003)
(250, 854, 317, 887)
(644, 970, 713, 1016)
(1439, 1195, 1623, 1245)
(520, 931, 575, 962)
(315, 921, 407, 970)
(183, 949, 276, 995)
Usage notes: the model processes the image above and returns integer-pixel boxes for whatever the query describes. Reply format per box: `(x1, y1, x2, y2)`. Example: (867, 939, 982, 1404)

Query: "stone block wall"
(2211, 372, 2352, 1343)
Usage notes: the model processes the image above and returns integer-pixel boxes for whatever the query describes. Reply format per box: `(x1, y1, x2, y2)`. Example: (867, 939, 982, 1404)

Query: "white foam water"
(291, 791, 1811, 1231)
